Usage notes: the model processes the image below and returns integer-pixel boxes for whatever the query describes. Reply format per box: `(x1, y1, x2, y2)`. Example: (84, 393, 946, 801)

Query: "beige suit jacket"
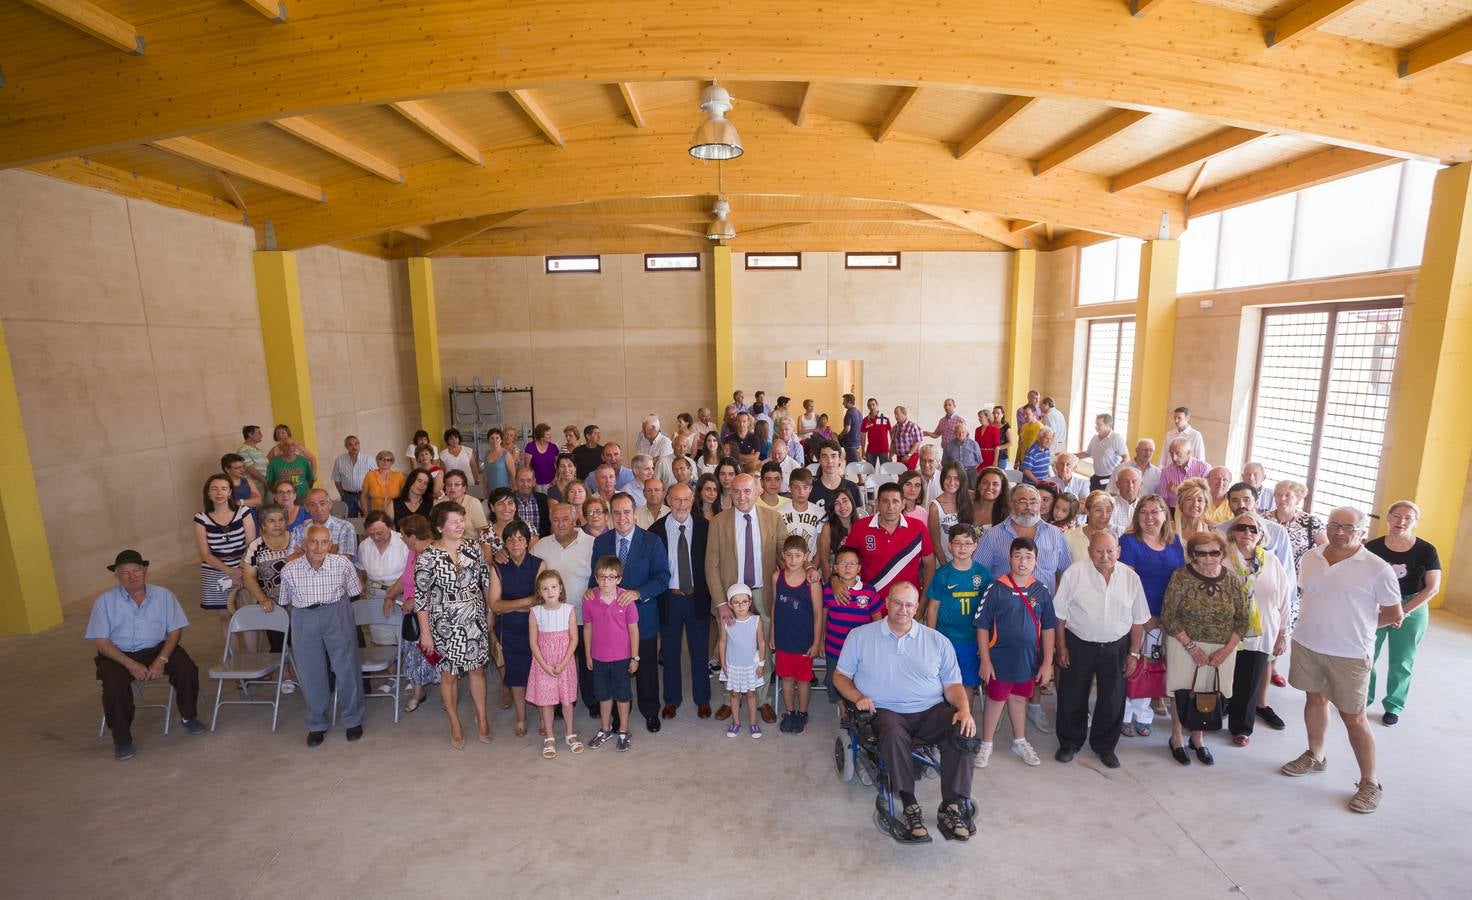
(704, 504, 786, 617)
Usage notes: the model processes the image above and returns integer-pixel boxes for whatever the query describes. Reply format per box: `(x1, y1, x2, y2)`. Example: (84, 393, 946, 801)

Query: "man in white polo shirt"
(532, 502, 597, 716)
(1280, 507, 1402, 815)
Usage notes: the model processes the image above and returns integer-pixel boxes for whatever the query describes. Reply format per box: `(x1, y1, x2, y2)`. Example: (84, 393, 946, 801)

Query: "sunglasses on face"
(1230, 524, 1258, 534)
(1192, 549, 1223, 558)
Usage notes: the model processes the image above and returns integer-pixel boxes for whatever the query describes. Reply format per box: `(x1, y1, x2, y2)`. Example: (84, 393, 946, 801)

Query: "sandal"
(565, 734, 585, 753)
(1137, 723, 1152, 737)
(542, 737, 557, 759)
(404, 695, 422, 714)
(514, 722, 527, 737)
(1122, 723, 1137, 738)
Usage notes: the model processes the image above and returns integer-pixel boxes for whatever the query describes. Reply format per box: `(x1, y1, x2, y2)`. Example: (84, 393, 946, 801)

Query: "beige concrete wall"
(732, 251, 1012, 429)
(1, 170, 270, 605)
(432, 254, 714, 447)
(294, 247, 419, 476)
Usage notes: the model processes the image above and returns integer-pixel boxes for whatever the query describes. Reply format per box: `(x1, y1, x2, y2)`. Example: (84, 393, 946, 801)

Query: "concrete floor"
(3, 561, 1470, 899)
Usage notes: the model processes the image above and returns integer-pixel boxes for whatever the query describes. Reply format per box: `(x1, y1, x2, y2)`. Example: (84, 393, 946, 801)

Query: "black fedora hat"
(107, 549, 150, 571)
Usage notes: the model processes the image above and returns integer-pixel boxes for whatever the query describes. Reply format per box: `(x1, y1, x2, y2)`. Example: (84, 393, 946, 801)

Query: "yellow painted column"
(252, 251, 320, 467)
(1005, 249, 1037, 414)
(407, 258, 445, 442)
(712, 246, 735, 408)
(1127, 240, 1180, 453)
(1380, 162, 1472, 609)
(0, 318, 63, 634)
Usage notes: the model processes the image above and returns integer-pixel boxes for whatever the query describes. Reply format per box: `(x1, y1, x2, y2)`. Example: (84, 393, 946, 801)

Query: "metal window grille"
(1081, 317, 1135, 452)
(1247, 301, 1402, 514)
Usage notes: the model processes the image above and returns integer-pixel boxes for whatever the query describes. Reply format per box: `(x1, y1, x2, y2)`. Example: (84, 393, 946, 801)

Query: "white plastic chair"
(333, 599, 404, 724)
(1004, 469, 1024, 485)
(208, 605, 291, 732)
(845, 461, 875, 483)
(866, 472, 898, 504)
(96, 679, 174, 737)
(878, 461, 908, 477)
(806, 462, 819, 475)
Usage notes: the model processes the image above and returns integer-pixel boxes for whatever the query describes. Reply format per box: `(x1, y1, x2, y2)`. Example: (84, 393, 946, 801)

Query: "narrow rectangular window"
(844, 252, 901, 269)
(545, 255, 600, 273)
(644, 253, 700, 271)
(745, 252, 802, 270)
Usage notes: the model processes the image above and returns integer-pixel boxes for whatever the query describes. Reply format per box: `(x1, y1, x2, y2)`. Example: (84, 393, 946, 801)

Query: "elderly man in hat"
(86, 550, 205, 760)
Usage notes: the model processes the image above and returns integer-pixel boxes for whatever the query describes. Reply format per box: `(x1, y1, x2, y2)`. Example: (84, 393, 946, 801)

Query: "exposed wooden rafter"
(1265, 0, 1369, 49)
(418, 211, 530, 256)
(1032, 110, 1150, 176)
(19, 0, 144, 54)
(616, 83, 645, 128)
(390, 101, 484, 165)
(875, 86, 922, 143)
(793, 82, 820, 127)
(909, 204, 1027, 249)
(237, 0, 287, 23)
(956, 96, 1034, 161)
(395, 225, 431, 241)
(1110, 127, 1265, 192)
(508, 90, 565, 148)
(150, 136, 324, 201)
(1186, 160, 1212, 201)
(1399, 22, 1472, 79)
(1189, 147, 1397, 217)
(511, 208, 939, 227)
(272, 117, 403, 183)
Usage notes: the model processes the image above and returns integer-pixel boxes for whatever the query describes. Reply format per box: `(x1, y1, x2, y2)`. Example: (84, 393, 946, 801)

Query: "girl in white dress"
(719, 585, 766, 739)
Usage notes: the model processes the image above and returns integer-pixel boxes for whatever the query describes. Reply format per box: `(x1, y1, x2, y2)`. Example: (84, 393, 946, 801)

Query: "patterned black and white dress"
(414, 540, 491, 674)
(195, 506, 253, 609)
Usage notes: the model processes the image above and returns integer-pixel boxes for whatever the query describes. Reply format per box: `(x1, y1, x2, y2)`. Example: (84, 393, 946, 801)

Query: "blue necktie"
(618, 535, 629, 564)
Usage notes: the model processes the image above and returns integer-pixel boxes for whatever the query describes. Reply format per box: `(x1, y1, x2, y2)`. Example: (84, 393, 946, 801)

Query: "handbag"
(1175, 665, 1224, 732)
(1125, 630, 1166, 699)
(401, 605, 419, 642)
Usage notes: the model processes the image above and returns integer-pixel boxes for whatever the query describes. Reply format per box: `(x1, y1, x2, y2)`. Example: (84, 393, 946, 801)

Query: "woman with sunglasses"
(1223, 513, 1293, 747)
(1160, 531, 1251, 766)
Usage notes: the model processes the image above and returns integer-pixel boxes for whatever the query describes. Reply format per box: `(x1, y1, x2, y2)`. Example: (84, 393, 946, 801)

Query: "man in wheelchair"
(833, 582, 980, 843)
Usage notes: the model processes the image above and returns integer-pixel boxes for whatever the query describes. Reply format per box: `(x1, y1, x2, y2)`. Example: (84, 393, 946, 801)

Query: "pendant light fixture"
(688, 82, 744, 161)
(707, 198, 735, 241)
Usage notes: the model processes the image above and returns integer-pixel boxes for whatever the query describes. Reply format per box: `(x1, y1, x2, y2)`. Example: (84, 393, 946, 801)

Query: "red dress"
(977, 424, 1002, 469)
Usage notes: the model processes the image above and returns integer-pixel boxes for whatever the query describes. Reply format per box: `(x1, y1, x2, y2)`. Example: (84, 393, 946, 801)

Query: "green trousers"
(1368, 601, 1429, 715)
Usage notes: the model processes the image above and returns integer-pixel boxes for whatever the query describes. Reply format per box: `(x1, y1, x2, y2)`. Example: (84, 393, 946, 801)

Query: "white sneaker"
(1012, 739, 1041, 767)
(377, 684, 394, 694)
(1027, 705, 1054, 734)
(281, 681, 296, 695)
(974, 740, 993, 768)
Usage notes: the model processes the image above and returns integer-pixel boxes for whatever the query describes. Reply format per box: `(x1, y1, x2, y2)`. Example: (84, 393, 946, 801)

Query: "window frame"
(643, 253, 701, 272)
(844, 252, 902, 270)
(544, 254, 601, 274)
(1079, 316, 1136, 452)
(744, 252, 802, 270)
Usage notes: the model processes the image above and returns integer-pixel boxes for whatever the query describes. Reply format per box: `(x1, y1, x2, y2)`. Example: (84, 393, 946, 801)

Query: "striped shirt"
(279, 554, 362, 609)
(843, 513, 930, 594)
(822, 581, 883, 658)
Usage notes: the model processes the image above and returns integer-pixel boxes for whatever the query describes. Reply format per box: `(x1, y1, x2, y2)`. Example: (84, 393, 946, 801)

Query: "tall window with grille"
(1247, 301, 1403, 514)
(1080, 318, 1135, 452)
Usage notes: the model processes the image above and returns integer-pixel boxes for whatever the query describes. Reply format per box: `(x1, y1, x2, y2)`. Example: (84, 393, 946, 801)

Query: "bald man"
(279, 524, 365, 747)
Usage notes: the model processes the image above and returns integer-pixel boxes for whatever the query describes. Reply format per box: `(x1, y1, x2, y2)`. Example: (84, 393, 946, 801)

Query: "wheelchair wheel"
(834, 735, 855, 783)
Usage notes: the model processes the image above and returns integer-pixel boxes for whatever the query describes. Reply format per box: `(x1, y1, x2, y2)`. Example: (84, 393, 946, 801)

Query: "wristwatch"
(632, 655, 641, 662)
(1129, 651, 1143, 659)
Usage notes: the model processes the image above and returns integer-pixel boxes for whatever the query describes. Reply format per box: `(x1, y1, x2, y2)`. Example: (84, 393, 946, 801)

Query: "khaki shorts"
(1288, 641, 1370, 715)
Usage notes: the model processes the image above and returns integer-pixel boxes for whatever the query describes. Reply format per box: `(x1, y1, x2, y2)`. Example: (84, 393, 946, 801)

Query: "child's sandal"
(541, 737, 557, 759)
(565, 734, 584, 753)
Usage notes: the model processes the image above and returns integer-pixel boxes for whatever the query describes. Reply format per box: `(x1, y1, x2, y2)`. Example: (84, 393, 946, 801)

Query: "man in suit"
(589, 492, 671, 733)
(705, 473, 786, 723)
(651, 482, 712, 720)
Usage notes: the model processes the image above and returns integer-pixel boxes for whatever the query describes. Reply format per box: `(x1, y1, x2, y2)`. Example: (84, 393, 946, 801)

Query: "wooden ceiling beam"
(1110, 127, 1265, 192)
(875, 86, 922, 143)
(1265, 0, 1369, 49)
(508, 89, 565, 148)
(1046, 229, 1112, 251)
(616, 83, 645, 128)
(251, 110, 1183, 248)
(10, 3, 1470, 167)
(272, 117, 403, 183)
(1186, 159, 1211, 201)
(909, 204, 1027, 248)
(1032, 109, 1150, 176)
(389, 101, 484, 165)
(441, 231, 1012, 257)
(395, 225, 432, 241)
(149, 136, 324, 201)
(18, 0, 144, 54)
(956, 96, 1034, 161)
(1399, 23, 1472, 80)
(514, 208, 939, 227)
(1189, 147, 1397, 217)
(237, 0, 287, 23)
(418, 211, 530, 256)
(793, 82, 820, 127)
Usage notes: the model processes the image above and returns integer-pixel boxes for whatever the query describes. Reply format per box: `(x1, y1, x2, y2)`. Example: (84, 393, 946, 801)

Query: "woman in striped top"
(195, 474, 257, 645)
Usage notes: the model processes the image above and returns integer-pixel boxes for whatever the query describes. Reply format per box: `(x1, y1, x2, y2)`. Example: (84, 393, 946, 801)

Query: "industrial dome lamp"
(689, 82, 744, 161)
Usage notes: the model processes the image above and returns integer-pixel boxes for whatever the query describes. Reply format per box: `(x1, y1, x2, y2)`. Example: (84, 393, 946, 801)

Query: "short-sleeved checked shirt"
(280, 554, 362, 609)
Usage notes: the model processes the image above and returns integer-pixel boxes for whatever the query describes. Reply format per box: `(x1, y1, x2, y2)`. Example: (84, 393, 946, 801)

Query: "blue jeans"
(340, 491, 362, 518)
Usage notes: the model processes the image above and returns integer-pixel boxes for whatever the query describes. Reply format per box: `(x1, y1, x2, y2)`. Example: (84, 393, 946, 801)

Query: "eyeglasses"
(1230, 524, 1259, 534)
(1191, 549, 1224, 558)
(596, 573, 620, 580)
(1325, 522, 1360, 532)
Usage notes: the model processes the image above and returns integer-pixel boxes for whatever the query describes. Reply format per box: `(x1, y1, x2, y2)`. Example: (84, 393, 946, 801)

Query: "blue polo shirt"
(84, 584, 190, 652)
(836, 619, 961, 713)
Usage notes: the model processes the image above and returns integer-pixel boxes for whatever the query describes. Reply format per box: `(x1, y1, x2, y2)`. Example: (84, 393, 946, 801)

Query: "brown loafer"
(714, 704, 732, 720)
(697, 704, 712, 719)
(661, 704, 678, 720)
(759, 703, 777, 724)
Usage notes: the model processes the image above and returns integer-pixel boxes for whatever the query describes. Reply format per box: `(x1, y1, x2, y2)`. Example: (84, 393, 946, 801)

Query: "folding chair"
(208, 605, 291, 732)
(866, 472, 898, 504)
(806, 462, 820, 475)
(845, 461, 875, 483)
(96, 679, 175, 738)
(878, 461, 908, 477)
(1004, 469, 1024, 485)
(334, 599, 404, 724)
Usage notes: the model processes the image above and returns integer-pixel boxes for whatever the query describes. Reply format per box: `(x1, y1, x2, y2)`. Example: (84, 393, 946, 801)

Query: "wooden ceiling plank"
(1189, 147, 1397, 217)
(794, 82, 820, 127)
(237, 0, 287, 23)
(616, 83, 645, 129)
(1265, 0, 1370, 49)
(18, 0, 144, 54)
(909, 203, 1026, 248)
(420, 210, 529, 256)
(516, 208, 938, 227)
(1110, 127, 1265, 192)
(272, 117, 403, 183)
(149, 136, 324, 201)
(1032, 109, 1151, 176)
(508, 90, 565, 148)
(875, 86, 922, 143)
(1399, 23, 1472, 79)
(955, 96, 1035, 160)
(390, 101, 484, 165)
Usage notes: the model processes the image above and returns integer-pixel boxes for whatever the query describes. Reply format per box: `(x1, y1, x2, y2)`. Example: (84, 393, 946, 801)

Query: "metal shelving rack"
(446, 377, 536, 461)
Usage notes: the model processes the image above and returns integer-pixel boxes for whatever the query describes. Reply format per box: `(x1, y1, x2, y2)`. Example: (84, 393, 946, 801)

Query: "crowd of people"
(86, 388, 1440, 828)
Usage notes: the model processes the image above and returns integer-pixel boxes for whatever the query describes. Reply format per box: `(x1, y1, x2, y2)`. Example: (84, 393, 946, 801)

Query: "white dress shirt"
(733, 506, 764, 589)
(663, 513, 698, 592)
(1110, 463, 1162, 498)
(1165, 425, 1206, 463)
(636, 432, 674, 460)
(1053, 559, 1150, 643)
(1043, 408, 1067, 450)
(531, 530, 596, 622)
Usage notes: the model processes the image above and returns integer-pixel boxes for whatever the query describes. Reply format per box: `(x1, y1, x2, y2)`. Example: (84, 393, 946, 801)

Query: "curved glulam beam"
(249, 111, 1183, 249)
(1, 0, 1470, 167)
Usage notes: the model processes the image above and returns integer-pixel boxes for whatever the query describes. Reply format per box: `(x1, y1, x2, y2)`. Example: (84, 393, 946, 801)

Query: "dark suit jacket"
(650, 512, 711, 619)
(588, 526, 670, 640)
(522, 490, 552, 537)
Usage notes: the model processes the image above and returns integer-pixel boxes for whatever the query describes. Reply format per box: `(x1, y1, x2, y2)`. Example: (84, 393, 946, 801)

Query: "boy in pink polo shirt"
(583, 555, 640, 753)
